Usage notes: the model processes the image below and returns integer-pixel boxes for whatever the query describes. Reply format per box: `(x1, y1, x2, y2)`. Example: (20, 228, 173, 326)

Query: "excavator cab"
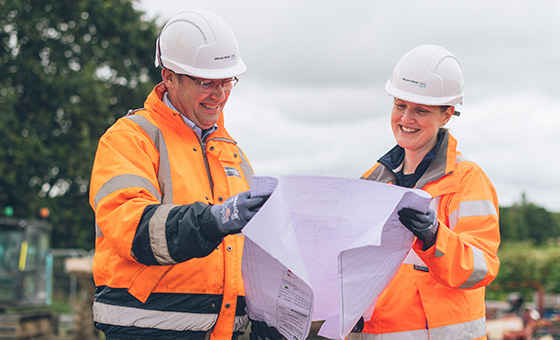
(0, 216, 55, 339)
(0, 217, 52, 308)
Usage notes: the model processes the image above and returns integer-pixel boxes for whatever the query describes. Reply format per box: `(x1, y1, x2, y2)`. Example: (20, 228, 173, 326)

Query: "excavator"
(0, 211, 56, 339)
(0, 207, 100, 340)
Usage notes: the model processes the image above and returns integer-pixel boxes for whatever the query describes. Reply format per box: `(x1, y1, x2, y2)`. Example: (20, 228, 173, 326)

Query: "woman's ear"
(442, 106, 455, 125)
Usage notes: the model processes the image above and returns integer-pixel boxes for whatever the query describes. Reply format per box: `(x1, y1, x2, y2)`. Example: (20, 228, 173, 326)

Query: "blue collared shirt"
(162, 92, 218, 141)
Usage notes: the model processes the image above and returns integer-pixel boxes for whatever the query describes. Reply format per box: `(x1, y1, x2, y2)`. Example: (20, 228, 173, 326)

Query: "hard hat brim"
(161, 57, 248, 79)
(385, 79, 463, 107)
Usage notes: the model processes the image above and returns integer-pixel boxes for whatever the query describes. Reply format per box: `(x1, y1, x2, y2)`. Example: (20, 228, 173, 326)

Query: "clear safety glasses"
(183, 74, 239, 92)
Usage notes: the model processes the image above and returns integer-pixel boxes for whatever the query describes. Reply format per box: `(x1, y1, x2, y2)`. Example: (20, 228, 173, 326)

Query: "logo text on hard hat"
(402, 77, 426, 88)
(214, 54, 237, 61)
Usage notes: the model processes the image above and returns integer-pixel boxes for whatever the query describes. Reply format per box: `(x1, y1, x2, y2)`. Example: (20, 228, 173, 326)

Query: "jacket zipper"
(200, 135, 214, 197)
(200, 133, 238, 202)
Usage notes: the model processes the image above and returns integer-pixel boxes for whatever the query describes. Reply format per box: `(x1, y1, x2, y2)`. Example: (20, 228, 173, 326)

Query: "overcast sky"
(135, 0, 560, 212)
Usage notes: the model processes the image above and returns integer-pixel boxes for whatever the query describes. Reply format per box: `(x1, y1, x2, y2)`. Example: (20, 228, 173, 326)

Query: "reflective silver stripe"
(456, 154, 471, 163)
(459, 246, 488, 289)
(211, 137, 234, 143)
(94, 174, 161, 238)
(126, 115, 173, 204)
(95, 222, 104, 238)
(95, 174, 161, 209)
(150, 204, 181, 264)
(237, 146, 254, 188)
(446, 200, 494, 288)
(448, 200, 497, 230)
(346, 329, 429, 340)
(429, 196, 440, 212)
(429, 316, 486, 340)
(346, 317, 486, 340)
(93, 301, 249, 332)
(93, 301, 217, 331)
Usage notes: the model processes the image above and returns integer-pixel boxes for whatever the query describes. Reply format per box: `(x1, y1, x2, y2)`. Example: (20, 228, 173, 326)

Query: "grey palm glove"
(398, 207, 439, 251)
(210, 191, 268, 236)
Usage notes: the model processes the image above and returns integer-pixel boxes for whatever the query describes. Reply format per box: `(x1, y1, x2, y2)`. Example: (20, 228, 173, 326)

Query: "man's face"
(163, 70, 232, 129)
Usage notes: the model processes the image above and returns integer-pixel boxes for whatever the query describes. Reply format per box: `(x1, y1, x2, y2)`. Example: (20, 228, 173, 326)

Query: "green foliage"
(499, 194, 560, 245)
(0, 0, 160, 249)
(486, 242, 560, 301)
(491, 196, 560, 301)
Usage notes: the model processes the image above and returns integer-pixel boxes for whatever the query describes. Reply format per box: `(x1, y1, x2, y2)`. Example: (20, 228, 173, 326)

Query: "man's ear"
(161, 68, 176, 87)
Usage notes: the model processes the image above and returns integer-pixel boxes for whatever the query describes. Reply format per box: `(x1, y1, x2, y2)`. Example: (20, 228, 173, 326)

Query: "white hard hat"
(385, 45, 464, 112)
(155, 9, 247, 79)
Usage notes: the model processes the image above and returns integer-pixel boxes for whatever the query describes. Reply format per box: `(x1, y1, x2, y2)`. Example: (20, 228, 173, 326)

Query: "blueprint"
(241, 175, 432, 340)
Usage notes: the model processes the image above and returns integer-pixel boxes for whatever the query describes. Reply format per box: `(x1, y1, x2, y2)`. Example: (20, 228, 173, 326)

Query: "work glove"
(398, 207, 439, 251)
(249, 320, 283, 340)
(210, 191, 268, 236)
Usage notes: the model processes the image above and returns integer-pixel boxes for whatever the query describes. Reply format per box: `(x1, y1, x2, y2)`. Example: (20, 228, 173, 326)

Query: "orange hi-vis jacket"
(89, 83, 254, 340)
(350, 130, 500, 340)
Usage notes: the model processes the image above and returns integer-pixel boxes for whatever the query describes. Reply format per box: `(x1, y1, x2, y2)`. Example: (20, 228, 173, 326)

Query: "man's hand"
(398, 207, 439, 250)
(210, 191, 268, 235)
(249, 320, 283, 340)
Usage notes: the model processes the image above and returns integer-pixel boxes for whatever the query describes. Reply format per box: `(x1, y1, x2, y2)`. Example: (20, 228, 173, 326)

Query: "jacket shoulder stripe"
(125, 114, 173, 204)
(236, 146, 254, 188)
(456, 154, 471, 163)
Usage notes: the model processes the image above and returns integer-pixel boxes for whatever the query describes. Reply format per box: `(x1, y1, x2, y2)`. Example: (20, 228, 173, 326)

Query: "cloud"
(138, 0, 560, 211)
(446, 91, 560, 210)
(225, 86, 395, 178)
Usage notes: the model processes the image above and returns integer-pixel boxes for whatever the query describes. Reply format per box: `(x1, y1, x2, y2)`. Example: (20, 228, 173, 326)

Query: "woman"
(350, 45, 500, 340)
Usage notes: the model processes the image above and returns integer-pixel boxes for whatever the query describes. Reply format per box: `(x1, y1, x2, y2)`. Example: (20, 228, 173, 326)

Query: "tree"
(499, 206, 528, 242)
(499, 193, 559, 245)
(0, 0, 160, 249)
(486, 243, 560, 301)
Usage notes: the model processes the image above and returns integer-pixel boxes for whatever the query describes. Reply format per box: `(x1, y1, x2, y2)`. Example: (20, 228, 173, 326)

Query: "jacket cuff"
(414, 223, 448, 259)
(199, 204, 226, 241)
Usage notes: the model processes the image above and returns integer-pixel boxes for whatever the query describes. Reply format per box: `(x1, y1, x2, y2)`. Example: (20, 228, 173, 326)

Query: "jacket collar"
(144, 83, 234, 142)
(417, 130, 454, 189)
(371, 129, 459, 191)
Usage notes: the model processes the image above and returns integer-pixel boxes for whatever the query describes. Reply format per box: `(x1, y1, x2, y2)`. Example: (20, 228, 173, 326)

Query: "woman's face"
(390, 99, 454, 156)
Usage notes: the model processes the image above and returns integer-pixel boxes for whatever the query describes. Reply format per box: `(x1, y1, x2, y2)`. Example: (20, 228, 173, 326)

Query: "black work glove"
(398, 207, 439, 251)
(249, 320, 283, 340)
(210, 191, 269, 236)
(351, 316, 364, 333)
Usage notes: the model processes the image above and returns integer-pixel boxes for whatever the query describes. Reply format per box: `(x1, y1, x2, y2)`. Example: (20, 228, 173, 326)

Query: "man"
(89, 10, 269, 340)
